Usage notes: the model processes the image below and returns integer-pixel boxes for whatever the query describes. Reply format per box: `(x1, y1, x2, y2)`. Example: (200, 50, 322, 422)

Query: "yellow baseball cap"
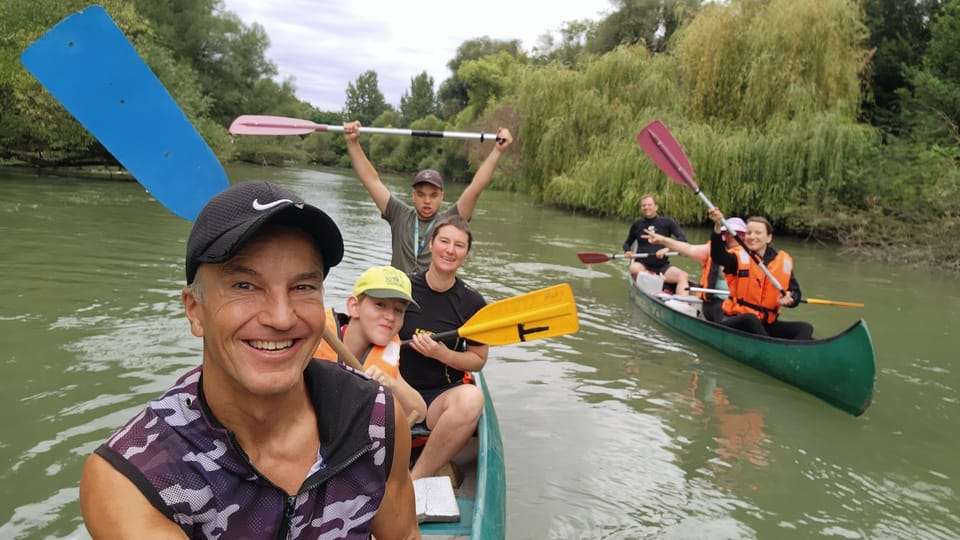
(352, 266, 419, 308)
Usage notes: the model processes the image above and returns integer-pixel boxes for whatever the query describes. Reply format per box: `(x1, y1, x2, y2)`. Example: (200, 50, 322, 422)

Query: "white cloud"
(221, 0, 611, 112)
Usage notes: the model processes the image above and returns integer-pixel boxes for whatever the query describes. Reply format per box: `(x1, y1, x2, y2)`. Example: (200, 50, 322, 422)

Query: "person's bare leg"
(629, 261, 644, 280)
(663, 266, 690, 296)
(411, 384, 484, 480)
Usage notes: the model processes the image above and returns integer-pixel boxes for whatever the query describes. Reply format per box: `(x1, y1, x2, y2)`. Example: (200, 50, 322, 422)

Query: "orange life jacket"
(313, 309, 401, 379)
(721, 248, 793, 324)
(696, 242, 724, 301)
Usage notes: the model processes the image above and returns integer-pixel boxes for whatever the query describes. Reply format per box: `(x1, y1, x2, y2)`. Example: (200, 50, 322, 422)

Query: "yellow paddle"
(801, 298, 865, 308)
(687, 287, 864, 308)
(402, 283, 580, 346)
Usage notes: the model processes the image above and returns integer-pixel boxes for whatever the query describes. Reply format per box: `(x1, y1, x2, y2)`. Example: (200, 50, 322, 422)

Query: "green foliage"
(0, 1, 147, 163)
(399, 72, 439, 127)
(861, 0, 941, 129)
(133, 1, 282, 126)
(589, 0, 701, 54)
(230, 134, 307, 166)
(673, 0, 866, 126)
(531, 19, 597, 68)
(5, 0, 959, 271)
(0, 1, 302, 167)
(344, 71, 392, 126)
(438, 37, 525, 119)
(514, 45, 680, 198)
(901, 1, 960, 147)
(382, 115, 446, 174)
(457, 52, 519, 116)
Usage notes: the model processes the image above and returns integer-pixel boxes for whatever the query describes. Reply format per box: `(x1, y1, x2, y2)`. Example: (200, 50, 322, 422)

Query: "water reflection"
(685, 371, 769, 491)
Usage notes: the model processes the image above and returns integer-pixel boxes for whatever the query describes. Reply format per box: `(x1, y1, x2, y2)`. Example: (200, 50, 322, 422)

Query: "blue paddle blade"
(20, 5, 229, 221)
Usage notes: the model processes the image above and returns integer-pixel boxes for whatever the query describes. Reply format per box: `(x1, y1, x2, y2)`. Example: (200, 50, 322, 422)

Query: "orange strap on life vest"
(313, 308, 401, 380)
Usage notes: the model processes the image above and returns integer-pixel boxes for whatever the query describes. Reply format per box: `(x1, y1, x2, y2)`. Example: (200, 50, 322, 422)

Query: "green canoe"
(419, 370, 506, 539)
(628, 279, 876, 416)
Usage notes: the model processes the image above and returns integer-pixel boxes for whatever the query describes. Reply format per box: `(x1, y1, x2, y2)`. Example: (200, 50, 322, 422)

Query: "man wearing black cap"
(343, 119, 513, 273)
(79, 182, 419, 539)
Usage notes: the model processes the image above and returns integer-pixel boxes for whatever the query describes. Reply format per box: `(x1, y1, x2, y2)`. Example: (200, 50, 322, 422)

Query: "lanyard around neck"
(414, 217, 437, 259)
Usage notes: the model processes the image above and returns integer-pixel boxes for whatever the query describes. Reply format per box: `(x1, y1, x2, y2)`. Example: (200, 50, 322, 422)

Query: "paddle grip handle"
(400, 330, 458, 347)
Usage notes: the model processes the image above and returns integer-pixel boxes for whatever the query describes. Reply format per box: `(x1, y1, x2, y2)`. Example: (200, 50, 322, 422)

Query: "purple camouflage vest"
(95, 360, 394, 539)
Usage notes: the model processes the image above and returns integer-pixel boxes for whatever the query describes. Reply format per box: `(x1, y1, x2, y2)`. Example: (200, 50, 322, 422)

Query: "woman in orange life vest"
(314, 265, 427, 423)
(707, 208, 814, 340)
(642, 216, 748, 322)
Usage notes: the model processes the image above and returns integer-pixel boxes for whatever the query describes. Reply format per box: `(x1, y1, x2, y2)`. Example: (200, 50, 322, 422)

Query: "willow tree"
(673, 0, 867, 126)
(660, 0, 879, 226)
(514, 46, 694, 217)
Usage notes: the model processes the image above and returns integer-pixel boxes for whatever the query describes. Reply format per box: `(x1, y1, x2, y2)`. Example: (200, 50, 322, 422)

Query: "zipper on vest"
(275, 495, 297, 540)
(301, 443, 374, 492)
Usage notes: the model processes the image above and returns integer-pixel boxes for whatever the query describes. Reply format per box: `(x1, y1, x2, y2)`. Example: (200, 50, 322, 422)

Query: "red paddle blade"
(229, 114, 327, 136)
(637, 120, 699, 192)
(577, 252, 614, 264)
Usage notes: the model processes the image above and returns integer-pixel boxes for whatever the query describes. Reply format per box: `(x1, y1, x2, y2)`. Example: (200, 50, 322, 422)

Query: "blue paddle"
(20, 5, 229, 221)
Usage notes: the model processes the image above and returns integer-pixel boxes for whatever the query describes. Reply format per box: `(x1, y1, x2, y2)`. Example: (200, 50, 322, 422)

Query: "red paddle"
(230, 114, 506, 143)
(577, 251, 678, 264)
(637, 120, 785, 293)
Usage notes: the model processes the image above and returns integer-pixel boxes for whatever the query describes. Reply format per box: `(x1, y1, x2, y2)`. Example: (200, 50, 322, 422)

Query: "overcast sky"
(220, 0, 612, 112)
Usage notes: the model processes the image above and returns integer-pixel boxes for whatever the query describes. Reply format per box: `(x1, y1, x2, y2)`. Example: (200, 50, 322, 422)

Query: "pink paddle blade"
(229, 115, 327, 135)
(637, 120, 699, 192)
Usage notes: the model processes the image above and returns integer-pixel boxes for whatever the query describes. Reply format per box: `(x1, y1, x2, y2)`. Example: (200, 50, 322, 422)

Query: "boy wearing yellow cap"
(315, 266, 427, 423)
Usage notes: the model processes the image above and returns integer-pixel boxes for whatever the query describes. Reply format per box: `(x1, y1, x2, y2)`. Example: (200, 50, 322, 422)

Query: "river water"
(1, 165, 957, 539)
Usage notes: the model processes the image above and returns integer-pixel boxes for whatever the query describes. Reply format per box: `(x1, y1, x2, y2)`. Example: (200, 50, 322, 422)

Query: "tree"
(344, 71, 390, 125)
(673, 0, 866, 126)
(457, 52, 518, 116)
(135, 1, 282, 126)
(197, 13, 279, 125)
(532, 19, 597, 68)
(399, 72, 439, 126)
(438, 37, 523, 119)
(905, 0, 960, 147)
(587, 0, 700, 54)
(861, 0, 943, 130)
(0, 1, 156, 164)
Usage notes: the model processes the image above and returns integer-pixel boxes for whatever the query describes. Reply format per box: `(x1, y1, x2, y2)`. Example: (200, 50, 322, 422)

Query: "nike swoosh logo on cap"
(252, 198, 292, 211)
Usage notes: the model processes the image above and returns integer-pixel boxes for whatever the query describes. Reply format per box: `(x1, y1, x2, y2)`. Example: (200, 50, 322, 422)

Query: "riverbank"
(6, 162, 957, 277)
(836, 216, 960, 276)
(0, 162, 132, 182)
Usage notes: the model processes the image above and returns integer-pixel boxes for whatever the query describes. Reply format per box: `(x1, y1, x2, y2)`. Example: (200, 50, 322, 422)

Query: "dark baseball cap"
(185, 181, 344, 284)
(412, 169, 443, 189)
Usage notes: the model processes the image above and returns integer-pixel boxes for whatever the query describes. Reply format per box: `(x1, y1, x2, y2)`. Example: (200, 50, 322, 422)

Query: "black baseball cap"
(185, 181, 343, 284)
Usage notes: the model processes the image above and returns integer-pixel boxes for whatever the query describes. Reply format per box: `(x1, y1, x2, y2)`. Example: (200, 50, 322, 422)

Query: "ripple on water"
(0, 486, 86, 539)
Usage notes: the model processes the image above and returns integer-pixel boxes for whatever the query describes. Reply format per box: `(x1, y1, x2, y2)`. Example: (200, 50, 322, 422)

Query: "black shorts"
(642, 261, 670, 274)
(411, 381, 465, 433)
(419, 380, 464, 408)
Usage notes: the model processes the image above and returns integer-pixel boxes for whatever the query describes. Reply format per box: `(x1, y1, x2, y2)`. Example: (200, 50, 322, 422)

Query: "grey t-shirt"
(383, 195, 461, 273)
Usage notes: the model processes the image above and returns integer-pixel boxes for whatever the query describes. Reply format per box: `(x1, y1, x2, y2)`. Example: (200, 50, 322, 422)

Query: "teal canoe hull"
(419, 370, 506, 538)
(629, 282, 876, 416)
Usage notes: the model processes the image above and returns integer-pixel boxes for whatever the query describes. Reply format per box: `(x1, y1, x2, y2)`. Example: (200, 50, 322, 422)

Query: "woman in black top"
(399, 215, 488, 480)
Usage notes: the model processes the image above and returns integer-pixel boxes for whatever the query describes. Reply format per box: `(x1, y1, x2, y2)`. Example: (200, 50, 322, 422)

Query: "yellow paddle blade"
(804, 298, 864, 308)
(458, 283, 580, 345)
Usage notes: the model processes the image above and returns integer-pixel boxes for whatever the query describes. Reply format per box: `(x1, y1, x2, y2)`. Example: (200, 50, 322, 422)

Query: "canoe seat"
(413, 476, 461, 523)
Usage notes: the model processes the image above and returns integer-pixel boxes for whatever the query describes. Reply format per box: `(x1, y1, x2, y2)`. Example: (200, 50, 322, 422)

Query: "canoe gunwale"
(419, 370, 505, 539)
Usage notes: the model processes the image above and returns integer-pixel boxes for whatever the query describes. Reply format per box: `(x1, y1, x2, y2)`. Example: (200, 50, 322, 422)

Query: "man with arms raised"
(343, 120, 513, 273)
(79, 182, 419, 539)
